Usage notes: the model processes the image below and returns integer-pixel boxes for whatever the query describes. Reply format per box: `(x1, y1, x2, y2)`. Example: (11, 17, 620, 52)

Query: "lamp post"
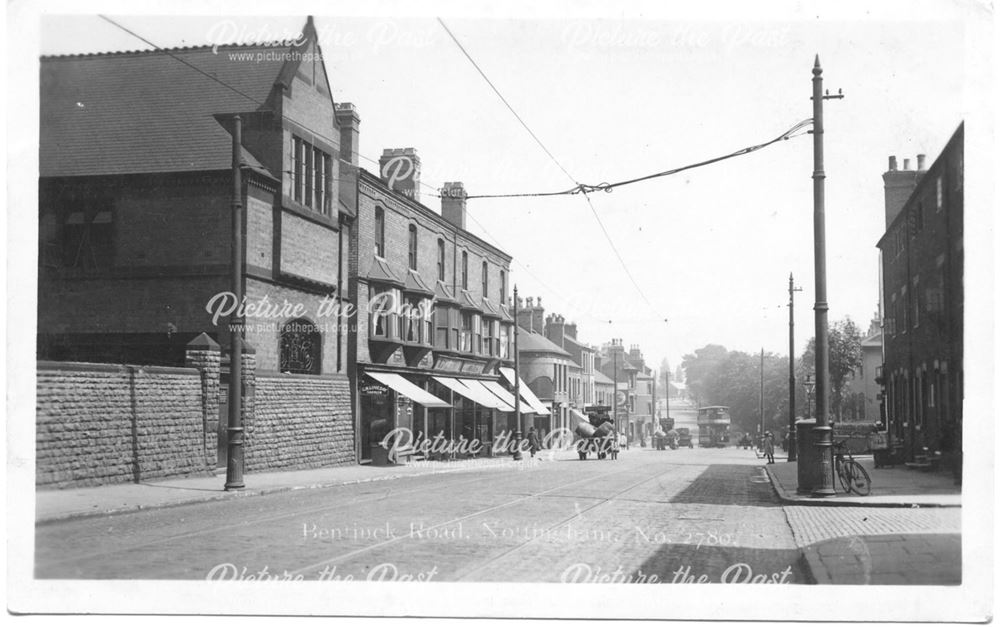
(225, 114, 245, 491)
(808, 55, 840, 497)
(512, 286, 523, 461)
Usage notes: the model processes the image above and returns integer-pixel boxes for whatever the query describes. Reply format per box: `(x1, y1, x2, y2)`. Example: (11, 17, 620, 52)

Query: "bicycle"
(833, 439, 872, 495)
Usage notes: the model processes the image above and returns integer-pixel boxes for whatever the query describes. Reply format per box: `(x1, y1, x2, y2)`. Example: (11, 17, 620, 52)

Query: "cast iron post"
(513, 286, 523, 461)
(225, 115, 245, 490)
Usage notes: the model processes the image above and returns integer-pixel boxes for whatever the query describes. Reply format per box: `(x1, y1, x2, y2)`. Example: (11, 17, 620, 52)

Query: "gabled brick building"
(877, 123, 963, 474)
(38, 17, 358, 472)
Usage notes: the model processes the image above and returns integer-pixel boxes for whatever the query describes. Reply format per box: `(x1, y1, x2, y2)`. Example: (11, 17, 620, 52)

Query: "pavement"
(764, 455, 961, 507)
(35, 451, 569, 523)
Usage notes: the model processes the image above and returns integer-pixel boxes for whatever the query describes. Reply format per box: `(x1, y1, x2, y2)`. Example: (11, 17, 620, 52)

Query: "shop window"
(280, 318, 322, 374)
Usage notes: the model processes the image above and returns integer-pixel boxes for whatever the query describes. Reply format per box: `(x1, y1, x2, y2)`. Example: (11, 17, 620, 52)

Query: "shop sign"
(360, 382, 389, 396)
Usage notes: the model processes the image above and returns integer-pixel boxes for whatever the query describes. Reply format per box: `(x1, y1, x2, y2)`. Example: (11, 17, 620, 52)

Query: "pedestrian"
(610, 432, 620, 460)
(764, 431, 775, 464)
(619, 431, 628, 453)
(527, 427, 541, 457)
(781, 431, 789, 452)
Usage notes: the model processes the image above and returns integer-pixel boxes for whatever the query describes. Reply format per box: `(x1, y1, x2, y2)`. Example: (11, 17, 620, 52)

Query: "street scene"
(8, 2, 993, 622)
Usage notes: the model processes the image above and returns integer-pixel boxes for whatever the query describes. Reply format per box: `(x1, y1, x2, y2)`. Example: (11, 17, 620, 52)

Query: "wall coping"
(256, 370, 350, 382)
(36, 360, 199, 376)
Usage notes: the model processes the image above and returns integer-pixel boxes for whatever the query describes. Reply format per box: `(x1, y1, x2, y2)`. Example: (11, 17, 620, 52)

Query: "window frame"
(374, 207, 386, 258)
(408, 224, 418, 271)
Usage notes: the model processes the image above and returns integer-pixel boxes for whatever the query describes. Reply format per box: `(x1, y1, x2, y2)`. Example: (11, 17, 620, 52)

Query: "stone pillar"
(186, 333, 221, 469)
(240, 342, 257, 470)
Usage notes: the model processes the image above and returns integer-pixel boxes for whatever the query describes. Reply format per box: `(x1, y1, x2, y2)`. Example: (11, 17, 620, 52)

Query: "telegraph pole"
(759, 348, 765, 439)
(225, 115, 245, 491)
(808, 56, 842, 497)
(788, 273, 802, 461)
(513, 286, 523, 461)
(613, 344, 619, 434)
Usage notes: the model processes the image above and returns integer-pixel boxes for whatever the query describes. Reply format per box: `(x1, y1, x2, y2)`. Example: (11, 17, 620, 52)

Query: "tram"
(697, 406, 731, 448)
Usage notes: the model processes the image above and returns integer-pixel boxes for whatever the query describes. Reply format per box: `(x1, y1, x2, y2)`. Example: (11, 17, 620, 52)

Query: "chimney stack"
(882, 153, 923, 228)
(335, 103, 360, 168)
(440, 182, 467, 230)
(517, 297, 534, 332)
(565, 321, 578, 339)
(545, 312, 566, 347)
(379, 147, 421, 202)
(531, 297, 545, 334)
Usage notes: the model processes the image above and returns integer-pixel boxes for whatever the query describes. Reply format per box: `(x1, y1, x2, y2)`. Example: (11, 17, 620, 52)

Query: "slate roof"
(518, 330, 571, 357)
(39, 43, 293, 178)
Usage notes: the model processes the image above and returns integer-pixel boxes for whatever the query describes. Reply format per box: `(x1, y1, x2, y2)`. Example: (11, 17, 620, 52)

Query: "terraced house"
(36, 17, 357, 485)
(349, 156, 547, 463)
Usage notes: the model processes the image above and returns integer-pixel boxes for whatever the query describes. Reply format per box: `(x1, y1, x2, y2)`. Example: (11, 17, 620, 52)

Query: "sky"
(30, 2, 986, 373)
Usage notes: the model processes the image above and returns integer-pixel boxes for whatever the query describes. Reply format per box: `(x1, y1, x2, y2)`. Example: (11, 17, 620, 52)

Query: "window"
(371, 288, 399, 339)
(500, 270, 506, 304)
(408, 224, 418, 270)
(936, 176, 943, 211)
(291, 135, 332, 215)
(404, 295, 422, 343)
(482, 261, 489, 296)
(374, 207, 385, 258)
(499, 324, 510, 359)
(63, 204, 114, 270)
(280, 318, 321, 374)
(437, 239, 446, 281)
(435, 307, 450, 348)
(461, 251, 469, 289)
(460, 312, 473, 352)
(484, 320, 498, 357)
(472, 314, 483, 354)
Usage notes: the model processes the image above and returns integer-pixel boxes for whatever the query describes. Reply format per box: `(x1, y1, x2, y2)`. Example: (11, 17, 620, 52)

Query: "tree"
(681, 344, 728, 407)
(798, 317, 864, 421)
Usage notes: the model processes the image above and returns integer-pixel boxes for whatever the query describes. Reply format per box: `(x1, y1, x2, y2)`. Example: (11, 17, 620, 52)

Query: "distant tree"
(798, 317, 864, 421)
(681, 344, 728, 407)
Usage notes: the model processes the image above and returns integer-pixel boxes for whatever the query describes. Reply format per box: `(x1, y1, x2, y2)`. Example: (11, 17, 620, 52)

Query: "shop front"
(360, 370, 451, 464)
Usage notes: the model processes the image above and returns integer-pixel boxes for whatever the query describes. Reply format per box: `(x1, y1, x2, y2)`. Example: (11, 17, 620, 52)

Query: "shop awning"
(480, 380, 526, 412)
(460, 379, 516, 412)
(499, 368, 551, 416)
(366, 372, 451, 408)
(433, 377, 512, 411)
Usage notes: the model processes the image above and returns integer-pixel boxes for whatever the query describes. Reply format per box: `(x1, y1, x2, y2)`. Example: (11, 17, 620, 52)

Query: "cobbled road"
(34, 447, 958, 584)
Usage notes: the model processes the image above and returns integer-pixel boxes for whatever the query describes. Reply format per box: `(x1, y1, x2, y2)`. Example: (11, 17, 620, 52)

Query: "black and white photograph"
(5, 0, 995, 621)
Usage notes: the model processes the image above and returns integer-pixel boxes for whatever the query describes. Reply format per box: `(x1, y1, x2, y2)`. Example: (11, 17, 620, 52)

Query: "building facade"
(877, 123, 963, 473)
(515, 298, 572, 438)
(38, 18, 357, 473)
(349, 157, 536, 462)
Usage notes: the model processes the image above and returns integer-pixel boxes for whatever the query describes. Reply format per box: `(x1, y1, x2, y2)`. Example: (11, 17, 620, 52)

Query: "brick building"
(349, 153, 545, 463)
(876, 123, 963, 474)
(37, 17, 357, 475)
(544, 314, 596, 412)
(512, 298, 571, 438)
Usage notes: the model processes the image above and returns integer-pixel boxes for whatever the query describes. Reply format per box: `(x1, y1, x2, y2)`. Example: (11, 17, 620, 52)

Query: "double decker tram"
(697, 406, 731, 448)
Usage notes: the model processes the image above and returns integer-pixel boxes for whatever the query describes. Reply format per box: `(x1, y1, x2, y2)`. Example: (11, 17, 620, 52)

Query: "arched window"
(437, 238, 446, 281)
(482, 260, 489, 296)
(374, 207, 385, 257)
(461, 251, 468, 289)
(499, 270, 506, 304)
(280, 318, 322, 374)
(408, 224, 418, 270)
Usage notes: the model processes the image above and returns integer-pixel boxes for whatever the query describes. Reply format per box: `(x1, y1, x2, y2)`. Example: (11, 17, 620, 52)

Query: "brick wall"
(246, 373, 355, 470)
(36, 361, 214, 487)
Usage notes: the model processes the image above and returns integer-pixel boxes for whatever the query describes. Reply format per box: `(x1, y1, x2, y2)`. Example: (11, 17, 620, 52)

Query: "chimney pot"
(888, 156, 897, 171)
(903, 158, 911, 170)
(917, 154, 926, 171)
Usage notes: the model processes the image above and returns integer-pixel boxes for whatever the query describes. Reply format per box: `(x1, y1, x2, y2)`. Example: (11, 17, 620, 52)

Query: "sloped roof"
(518, 330, 571, 357)
(39, 40, 299, 178)
(593, 370, 615, 385)
(403, 269, 434, 296)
